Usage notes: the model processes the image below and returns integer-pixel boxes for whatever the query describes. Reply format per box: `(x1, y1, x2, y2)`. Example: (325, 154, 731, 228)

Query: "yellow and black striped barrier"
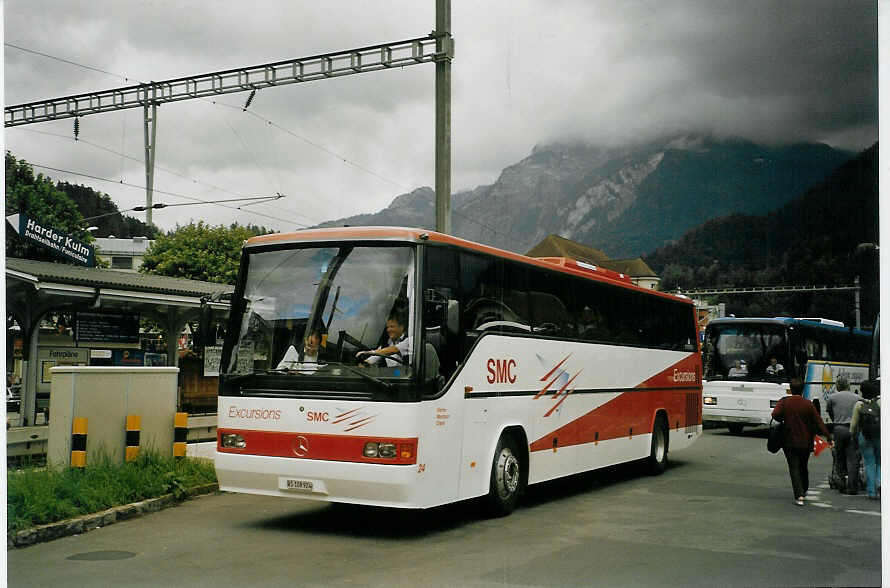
(173, 412, 188, 458)
(71, 417, 88, 468)
(125, 414, 141, 462)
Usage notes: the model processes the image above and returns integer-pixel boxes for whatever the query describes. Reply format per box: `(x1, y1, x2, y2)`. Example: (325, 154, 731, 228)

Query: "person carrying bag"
(768, 418, 785, 454)
(771, 378, 833, 506)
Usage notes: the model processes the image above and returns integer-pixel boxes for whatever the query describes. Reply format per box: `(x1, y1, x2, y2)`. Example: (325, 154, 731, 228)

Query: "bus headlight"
(362, 442, 398, 458)
(363, 442, 379, 457)
(770, 400, 779, 408)
(221, 433, 246, 448)
(377, 443, 397, 458)
(703, 396, 717, 406)
(362, 440, 415, 460)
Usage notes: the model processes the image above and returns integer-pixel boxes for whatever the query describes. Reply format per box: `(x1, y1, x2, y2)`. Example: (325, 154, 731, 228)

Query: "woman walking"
(771, 378, 833, 505)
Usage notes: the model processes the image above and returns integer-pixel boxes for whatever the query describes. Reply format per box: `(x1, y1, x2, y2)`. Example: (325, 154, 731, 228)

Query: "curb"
(8, 483, 219, 549)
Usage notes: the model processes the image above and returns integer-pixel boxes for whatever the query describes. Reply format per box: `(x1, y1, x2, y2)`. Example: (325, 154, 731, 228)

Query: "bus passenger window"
(529, 272, 575, 337)
(422, 247, 461, 390)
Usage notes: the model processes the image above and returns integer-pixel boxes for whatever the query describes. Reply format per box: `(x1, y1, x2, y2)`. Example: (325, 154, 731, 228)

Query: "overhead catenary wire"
(210, 99, 414, 192)
(29, 162, 307, 227)
(7, 42, 521, 244)
(14, 126, 320, 226)
(5, 43, 136, 82)
(5, 40, 415, 193)
(79, 194, 286, 223)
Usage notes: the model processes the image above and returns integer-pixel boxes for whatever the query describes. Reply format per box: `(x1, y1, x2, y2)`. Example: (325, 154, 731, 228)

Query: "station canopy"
(6, 257, 232, 363)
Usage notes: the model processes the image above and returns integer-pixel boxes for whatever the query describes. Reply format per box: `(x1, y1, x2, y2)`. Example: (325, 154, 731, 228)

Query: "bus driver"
(357, 312, 412, 367)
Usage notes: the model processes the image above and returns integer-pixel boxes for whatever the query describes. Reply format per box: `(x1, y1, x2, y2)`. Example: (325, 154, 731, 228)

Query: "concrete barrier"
(8, 415, 219, 461)
(47, 367, 179, 467)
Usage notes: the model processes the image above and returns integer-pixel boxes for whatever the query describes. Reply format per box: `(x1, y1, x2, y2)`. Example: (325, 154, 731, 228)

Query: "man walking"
(826, 375, 862, 494)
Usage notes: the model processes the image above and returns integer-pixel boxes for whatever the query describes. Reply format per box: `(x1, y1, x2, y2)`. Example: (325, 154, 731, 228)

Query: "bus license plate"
(282, 478, 314, 492)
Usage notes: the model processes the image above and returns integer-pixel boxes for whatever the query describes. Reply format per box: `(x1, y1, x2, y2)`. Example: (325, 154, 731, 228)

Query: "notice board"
(75, 312, 140, 343)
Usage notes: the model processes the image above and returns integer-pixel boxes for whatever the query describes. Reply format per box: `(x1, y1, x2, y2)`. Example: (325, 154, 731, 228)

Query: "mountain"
(643, 143, 878, 323)
(317, 134, 853, 258)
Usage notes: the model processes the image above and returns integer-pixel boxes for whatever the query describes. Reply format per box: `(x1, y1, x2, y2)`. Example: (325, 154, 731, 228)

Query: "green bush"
(7, 451, 217, 533)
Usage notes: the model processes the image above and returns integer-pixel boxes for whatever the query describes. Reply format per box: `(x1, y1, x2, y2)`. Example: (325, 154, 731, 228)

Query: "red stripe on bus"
(217, 429, 418, 464)
(544, 385, 576, 418)
(530, 355, 702, 452)
(331, 408, 362, 424)
(540, 354, 572, 382)
(552, 371, 582, 399)
(536, 371, 566, 399)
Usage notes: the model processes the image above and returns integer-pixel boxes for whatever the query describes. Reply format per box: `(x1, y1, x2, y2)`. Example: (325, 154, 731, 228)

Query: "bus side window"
(422, 247, 461, 390)
(571, 281, 612, 343)
(529, 271, 576, 337)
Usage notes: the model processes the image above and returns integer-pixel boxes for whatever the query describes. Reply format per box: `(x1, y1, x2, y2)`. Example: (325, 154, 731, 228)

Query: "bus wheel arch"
(484, 426, 528, 517)
(648, 411, 669, 475)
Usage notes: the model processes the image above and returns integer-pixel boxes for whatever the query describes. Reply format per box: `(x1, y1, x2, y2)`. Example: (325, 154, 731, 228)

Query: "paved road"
(7, 427, 883, 587)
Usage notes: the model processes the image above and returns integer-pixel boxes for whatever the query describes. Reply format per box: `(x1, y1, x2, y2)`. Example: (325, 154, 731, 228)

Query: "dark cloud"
(4, 1, 877, 232)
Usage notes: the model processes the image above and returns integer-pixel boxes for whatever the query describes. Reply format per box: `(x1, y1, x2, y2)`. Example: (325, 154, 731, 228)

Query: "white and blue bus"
(702, 317, 872, 433)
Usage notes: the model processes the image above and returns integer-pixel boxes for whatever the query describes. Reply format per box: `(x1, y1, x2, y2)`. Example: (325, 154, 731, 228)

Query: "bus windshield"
(224, 244, 415, 380)
(703, 322, 789, 382)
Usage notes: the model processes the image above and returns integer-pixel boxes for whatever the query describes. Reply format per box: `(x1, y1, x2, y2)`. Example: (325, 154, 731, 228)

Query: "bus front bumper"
(215, 451, 423, 508)
(702, 409, 771, 426)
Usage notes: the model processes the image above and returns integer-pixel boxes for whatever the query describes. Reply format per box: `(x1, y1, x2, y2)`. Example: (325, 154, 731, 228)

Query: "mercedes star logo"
(293, 435, 309, 457)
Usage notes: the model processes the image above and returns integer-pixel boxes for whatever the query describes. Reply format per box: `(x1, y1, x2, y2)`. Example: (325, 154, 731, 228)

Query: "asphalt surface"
(6, 427, 884, 587)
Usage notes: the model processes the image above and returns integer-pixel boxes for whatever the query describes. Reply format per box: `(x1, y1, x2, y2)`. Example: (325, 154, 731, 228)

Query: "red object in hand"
(813, 436, 829, 457)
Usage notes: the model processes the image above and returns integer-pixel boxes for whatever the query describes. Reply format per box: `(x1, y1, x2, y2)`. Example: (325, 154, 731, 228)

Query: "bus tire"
(648, 415, 669, 475)
(485, 434, 523, 516)
(727, 423, 744, 435)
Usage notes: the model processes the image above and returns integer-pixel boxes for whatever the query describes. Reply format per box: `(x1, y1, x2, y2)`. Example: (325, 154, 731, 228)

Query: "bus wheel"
(485, 435, 523, 516)
(648, 415, 669, 475)
(727, 423, 744, 435)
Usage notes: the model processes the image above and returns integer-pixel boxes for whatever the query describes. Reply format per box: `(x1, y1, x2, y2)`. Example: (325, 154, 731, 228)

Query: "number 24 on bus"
(211, 227, 702, 516)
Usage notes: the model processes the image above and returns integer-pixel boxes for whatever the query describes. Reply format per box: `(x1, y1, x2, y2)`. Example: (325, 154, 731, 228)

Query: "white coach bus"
(702, 317, 872, 433)
(212, 227, 702, 515)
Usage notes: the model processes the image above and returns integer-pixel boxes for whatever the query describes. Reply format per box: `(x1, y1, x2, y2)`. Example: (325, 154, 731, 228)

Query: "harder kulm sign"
(6, 213, 95, 266)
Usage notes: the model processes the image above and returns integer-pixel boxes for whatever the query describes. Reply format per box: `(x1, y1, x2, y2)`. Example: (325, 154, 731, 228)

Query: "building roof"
(601, 258, 658, 278)
(93, 236, 154, 256)
(525, 235, 658, 279)
(6, 257, 233, 298)
(525, 235, 611, 266)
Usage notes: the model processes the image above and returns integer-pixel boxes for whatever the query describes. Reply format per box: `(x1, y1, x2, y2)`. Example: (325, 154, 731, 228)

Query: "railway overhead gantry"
(5, 1, 455, 231)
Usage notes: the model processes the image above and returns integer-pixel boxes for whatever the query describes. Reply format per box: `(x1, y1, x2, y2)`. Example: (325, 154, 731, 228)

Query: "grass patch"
(7, 450, 217, 534)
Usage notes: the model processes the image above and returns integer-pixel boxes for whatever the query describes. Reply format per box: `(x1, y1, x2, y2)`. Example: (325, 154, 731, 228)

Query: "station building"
(6, 257, 231, 429)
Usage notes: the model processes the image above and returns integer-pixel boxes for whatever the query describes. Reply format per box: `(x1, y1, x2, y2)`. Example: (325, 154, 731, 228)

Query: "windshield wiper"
(223, 369, 292, 384)
(323, 362, 393, 391)
(223, 364, 393, 391)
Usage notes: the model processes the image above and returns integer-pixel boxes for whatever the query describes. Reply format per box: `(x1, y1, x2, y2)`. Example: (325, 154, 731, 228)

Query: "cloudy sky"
(3, 1, 878, 234)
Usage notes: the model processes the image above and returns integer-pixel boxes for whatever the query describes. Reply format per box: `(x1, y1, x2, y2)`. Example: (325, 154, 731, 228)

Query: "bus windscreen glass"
(703, 323, 789, 382)
(225, 245, 415, 380)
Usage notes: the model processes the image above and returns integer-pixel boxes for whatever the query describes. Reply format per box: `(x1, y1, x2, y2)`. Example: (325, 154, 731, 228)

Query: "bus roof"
(245, 226, 691, 304)
(707, 316, 872, 336)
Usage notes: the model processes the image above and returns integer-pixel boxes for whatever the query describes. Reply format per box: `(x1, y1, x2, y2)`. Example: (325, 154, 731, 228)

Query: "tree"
(5, 152, 93, 262)
(57, 182, 160, 239)
(139, 221, 270, 284)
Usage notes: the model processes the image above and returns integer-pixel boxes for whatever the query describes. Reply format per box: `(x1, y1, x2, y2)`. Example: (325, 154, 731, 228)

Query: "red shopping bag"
(813, 435, 829, 457)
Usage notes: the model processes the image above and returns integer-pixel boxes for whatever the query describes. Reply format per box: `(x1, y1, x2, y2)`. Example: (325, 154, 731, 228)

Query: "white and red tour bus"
(213, 227, 702, 515)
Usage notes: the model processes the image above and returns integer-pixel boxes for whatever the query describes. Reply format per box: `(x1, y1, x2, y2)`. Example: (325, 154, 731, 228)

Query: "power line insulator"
(73, 117, 80, 141)
(243, 89, 257, 111)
